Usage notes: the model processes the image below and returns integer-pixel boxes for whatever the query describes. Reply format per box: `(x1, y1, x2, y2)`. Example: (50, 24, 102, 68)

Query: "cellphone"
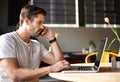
(39, 30, 44, 35)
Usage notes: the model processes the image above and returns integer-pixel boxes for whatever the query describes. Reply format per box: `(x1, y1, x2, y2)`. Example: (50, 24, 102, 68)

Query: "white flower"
(104, 17, 110, 23)
(104, 17, 120, 50)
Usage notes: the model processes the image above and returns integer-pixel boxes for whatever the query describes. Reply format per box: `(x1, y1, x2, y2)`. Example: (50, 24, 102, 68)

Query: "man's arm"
(42, 40, 64, 65)
(41, 27, 64, 64)
(0, 58, 51, 81)
(0, 58, 70, 82)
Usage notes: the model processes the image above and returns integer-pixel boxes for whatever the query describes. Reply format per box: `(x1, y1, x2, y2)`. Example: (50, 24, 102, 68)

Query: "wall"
(38, 28, 120, 52)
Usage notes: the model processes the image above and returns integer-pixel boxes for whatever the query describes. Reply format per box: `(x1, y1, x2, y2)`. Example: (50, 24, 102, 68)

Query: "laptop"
(62, 38, 108, 73)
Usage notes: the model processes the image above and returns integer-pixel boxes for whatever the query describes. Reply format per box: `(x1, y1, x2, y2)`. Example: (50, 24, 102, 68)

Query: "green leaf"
(88, 40, 96, 49)
(107, 38, 117, 50)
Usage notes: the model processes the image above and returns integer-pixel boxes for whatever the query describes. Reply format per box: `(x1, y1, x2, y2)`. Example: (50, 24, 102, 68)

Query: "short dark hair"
(19, 5, 47, 26)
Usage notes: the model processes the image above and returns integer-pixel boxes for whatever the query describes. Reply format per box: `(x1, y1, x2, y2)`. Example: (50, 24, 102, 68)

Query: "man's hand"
(50, 60, 71, 72)
(41, 26, 55, 40)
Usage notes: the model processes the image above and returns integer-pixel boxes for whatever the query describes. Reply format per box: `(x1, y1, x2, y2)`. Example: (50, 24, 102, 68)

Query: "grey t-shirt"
(0, 31, 48, 82)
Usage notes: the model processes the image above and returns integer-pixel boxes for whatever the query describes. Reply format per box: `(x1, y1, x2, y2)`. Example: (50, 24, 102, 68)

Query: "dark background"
(7, 0, 120, 27)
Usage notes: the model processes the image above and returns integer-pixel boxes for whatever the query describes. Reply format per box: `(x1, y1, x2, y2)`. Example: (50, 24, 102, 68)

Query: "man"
(0, 5, 70, 82)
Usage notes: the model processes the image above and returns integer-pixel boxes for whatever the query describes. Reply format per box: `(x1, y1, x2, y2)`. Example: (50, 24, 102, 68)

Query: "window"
(31, 0, 79, 28)
(85, 0, 120, 28)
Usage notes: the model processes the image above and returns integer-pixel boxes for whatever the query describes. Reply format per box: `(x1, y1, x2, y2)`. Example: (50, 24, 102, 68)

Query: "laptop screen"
(94, 38, 108, 67)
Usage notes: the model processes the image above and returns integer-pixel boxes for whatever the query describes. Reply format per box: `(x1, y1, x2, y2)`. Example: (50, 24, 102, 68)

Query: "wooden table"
(49, 63, 120, 82)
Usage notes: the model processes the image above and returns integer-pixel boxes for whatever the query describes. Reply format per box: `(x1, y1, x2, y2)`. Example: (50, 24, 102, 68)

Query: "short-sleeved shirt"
(0, 31, 49, 82)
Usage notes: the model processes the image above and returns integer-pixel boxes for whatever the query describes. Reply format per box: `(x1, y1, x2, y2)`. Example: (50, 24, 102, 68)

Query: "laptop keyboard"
(63, 66, 94, 71)
(78, 66, 93, 71)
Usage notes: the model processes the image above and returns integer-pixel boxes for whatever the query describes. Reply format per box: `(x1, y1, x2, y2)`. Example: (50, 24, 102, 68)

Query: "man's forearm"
(10, 66, 52, 81)
(50, 41, 64, 61)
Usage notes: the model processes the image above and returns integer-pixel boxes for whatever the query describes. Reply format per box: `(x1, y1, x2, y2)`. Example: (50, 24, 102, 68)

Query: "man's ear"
(24, 17, 30, 24)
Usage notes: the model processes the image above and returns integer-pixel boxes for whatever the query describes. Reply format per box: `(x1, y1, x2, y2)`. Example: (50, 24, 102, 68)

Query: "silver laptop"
(62, 38, 108, 73)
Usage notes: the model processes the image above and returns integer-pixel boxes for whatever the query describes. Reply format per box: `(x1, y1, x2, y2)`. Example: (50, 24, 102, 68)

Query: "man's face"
(28, 14, 45, 37)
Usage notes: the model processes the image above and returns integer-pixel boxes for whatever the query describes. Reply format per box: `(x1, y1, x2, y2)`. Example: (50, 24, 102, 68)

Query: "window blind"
(31, 0, 79, 28)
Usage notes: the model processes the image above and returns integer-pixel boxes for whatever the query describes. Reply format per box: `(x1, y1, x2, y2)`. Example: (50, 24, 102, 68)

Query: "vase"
(118, 46, 120, 57)
(111, 57, 116, 68)
(111, 45, 120, 68)
(89, 46, 94, 53)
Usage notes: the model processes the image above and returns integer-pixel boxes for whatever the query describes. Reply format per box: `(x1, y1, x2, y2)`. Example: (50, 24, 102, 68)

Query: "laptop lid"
(94, 38, 108, 68)
(61, 38, 108, 73)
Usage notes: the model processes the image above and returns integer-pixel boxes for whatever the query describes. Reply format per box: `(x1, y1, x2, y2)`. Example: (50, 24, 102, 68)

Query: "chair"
(85, 51, 118, 63)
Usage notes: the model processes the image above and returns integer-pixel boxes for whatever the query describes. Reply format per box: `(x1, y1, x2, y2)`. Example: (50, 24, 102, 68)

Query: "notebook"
(62, 38, 108, 73)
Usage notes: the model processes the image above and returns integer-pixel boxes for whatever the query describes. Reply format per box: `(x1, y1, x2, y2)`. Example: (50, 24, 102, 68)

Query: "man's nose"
(40, 24, 44, 29)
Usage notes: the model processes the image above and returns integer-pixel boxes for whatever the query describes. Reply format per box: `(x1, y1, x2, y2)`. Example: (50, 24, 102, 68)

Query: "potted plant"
(88, 40, 96, 53)
(104, 17, 120, 56)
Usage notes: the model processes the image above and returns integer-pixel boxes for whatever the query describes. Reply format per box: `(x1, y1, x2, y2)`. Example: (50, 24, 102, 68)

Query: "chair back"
(85, 51, 118, 63)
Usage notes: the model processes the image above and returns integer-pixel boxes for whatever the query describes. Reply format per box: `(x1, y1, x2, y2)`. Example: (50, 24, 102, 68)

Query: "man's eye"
(38, 21, 43, 25)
